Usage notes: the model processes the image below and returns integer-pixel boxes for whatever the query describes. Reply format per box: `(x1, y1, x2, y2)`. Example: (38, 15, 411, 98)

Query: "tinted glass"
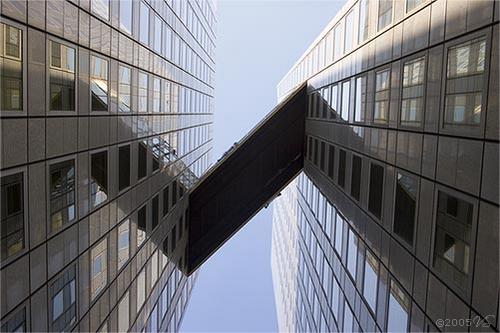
(338, 149, 346, 188)
(118, 145, 131, 191)
(368, 163, 384, 218)
(350, 155, 362, 201)
(91, 151, 108, 208)
(394, 173, 417, 246)
(1, 172, 24, 260)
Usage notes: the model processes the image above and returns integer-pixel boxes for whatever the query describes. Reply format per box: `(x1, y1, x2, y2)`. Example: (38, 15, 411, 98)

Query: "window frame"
(46, 37, 78, 115)
(0, 167, 27, 264)
(439, 29, 491, 138)
(0, 19, 27, 116)
(48, 264, 77, 332)
(373, 67, 391, 125)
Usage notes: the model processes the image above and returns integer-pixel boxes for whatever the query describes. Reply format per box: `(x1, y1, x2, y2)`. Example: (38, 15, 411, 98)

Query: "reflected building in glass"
(272, 0, 498, 332)
(0, 0, 215, 331)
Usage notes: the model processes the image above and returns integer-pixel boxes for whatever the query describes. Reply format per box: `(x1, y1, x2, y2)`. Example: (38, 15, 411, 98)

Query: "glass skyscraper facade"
(272, 0, 498, 332)
(0, 0, 215, 331)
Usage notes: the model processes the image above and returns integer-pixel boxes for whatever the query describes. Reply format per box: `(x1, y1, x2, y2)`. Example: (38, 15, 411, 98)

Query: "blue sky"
(181, 1, 342, 331)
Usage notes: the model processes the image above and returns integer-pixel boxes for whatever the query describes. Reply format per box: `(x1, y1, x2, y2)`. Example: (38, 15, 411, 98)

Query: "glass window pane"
(354, 77, 365, 122)
(138, 72, 148, 113)
(137, 268, 146, 311)
(364, 251, 378, 312)
(119, 145, 131, 191)
(387, 280, 410, 332)
(117, 219, 130, 269)
(334, 213, 343, 255)
(137, 206, 146, 246)
(344, 10, 355, 53)
(119, 0, 133, 34)
(378, 0, 393, 31)
(347, 229, 358, 279)
(118, 66, 131, 112)
(118, 292, 129, 332)
(341, 81, 350, 121)
(91, 151, 108, 208)
(91, 238, 107, 300)
(1, 172, 24, 260)
(90, 56, 108, 112)
(351, 155, 362, 201)
(49, 41, 75, 111)
(338, 149, 346, 188)
(368, 163, 384, 219)
(447, 38, 486, 78)
(358, 0, 369, 43)
(1, 24, 23, 111)
(334, 23, 343, 61)
(139, 2, 149, 44)
(49, 160, 76, 232)
(154, 15, 162, 53)
(394, 173, 417, 246)
(433, 191, 473, 292)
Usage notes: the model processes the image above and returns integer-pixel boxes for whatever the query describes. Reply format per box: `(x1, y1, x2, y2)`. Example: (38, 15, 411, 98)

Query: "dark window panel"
(320, 141, 326, 172)
(393, 173, 417, 246)
(351, 155, 362, 201)
(368, 163, 384, 219)
(118, 145, 131, 191)
(91, 151, 108, 208)
(327, 145, 335, 179)
(152, 195, 159, 230)
(138, 143, 148, 179)
(338, 149, 346, 188)
(49, 159, 76, 231)
(1, 172, 24, 260)
(163, 186, 169, 217)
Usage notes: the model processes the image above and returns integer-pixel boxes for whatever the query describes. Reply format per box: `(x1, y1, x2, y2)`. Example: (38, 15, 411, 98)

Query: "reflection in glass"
(91, 151, 108, 208)
(374, 69, 390, 124)
(138, 72, 148, 113)
(119, 0, 133, 34)
(1, 172, 24, 260)
(434, 191, 473, 292)
(118, 66, 131, 112)
(49, 41, 75, 111)
(117, 219, 130, 269)
(401, 57, 425, 126)
(378, 0, 393, 31)
(394, 173, 417, 246)
(364, 251, 378, 312)
(387, 280, 410, 332)
(1, 23, 23, 111)
(91, 238, 107, 300)
(91, 0, 109, 20)
(90, 55, 108, 111)
(50, 265, 76, 331)
(445, 38, 486, 127)
(347, 228, 357, 279)
(50, 160, 76, 232)
(139, 1, 149, 45)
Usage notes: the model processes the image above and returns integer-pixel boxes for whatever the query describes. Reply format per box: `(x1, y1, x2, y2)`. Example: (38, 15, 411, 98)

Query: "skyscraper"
(272, 0, 498, 332)
(0, 0, 215, 331)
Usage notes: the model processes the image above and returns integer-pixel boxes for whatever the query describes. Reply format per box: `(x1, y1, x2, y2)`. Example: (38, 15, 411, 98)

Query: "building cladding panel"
(272, 0, 499, 332)
(0, 0, 215, 332)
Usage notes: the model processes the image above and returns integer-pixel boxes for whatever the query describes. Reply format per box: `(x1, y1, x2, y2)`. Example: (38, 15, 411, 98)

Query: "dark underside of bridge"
(184, 83, 308, 275)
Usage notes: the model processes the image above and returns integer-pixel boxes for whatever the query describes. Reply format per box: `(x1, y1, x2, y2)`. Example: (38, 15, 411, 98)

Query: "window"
(153, 77, 161, 112)
(338, 149, 346, 188)
(117, 219, 130, 270)
(163, 80, 171, 113)
(118, 292, 129, 332)
(350, 155, 362, 201)
(1, 172, 24, 260)
(406, 0, 425, 12)
(118, 145, 131, 191)
(90, 151, 108, 208)
(347, 229, 358, 279)
(374, 69, 390, 124)
(1, 23, 23, 111)
(341, 81, 350, 121)
(378, 0, 393, 31)
(387, 280, 410, 332)
(1, 308, 25, 332)
(151, 250, 158, 286)
(334, 213, 343, 255)
(444, 38, 486, 127)
(327, 145, 335, 179)
(91, 0, 109, 20)
(343, 301, 354, 333)
(118, 66, 131, 112)
(368, 163, 384, 219)
(137, 206, 146, 246)
(90, 55, 108, 111)
(119, 0, 133, 34)
(137, 268, 146, 311)
(333, 23, 343, 61)
(354, 76, 366, 122)
(363, 251, 378, 312)
(344, 10, 355, 53)
(172, 180, 178, 206)
(319, 141, 326, 171)
(154, 15, 162, 53)
(49, 159, 76, 232)
(91, 238, 107, 300)
(151, 138, 160, 172)
(394, 173, 417, 246)
(152, 195, 159, 230)
(358, 0, 369, 43)
(138, 72, 148, 113)
(50, 265, 76, 331)
(139, 1, 149, 45)
(433, 191, 473, 292)
(163, 186, 170, 216)
(401, 57, 425, 126)
(330, 84, 338, 119)
(49, 41, 75, 111)
(138, 142, 148, 179)
(170, 225, 177, 252)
